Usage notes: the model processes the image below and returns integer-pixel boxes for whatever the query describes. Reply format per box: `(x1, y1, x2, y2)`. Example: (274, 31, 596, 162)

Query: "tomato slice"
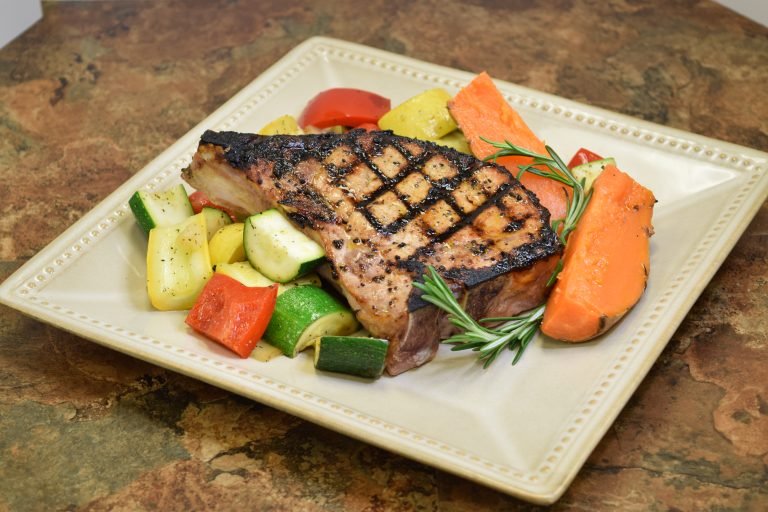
(298, 88, 391, 129)
(185, 273, 278, 358)
(188, 191, 239, 222)
(567, 148, 604, 169)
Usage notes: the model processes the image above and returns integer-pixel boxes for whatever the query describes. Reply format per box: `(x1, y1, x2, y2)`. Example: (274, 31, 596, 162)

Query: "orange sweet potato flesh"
(448, 72, 570, 221)
(541, 164, 656, 342)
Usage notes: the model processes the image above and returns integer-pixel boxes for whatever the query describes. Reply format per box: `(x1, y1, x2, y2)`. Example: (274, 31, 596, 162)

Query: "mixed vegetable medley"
(129, 73, 655, 379)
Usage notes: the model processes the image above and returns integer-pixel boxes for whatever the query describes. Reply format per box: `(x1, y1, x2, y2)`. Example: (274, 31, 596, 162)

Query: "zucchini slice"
(215, 262, 321, 295)
(129, 184, 194, 234)
(314, 336, 389, 379)
(243, 209, 326, 283)
(277, 273, 323, 295)
(146, 213, 212, 310)
(571, 157, 616, 192)
(202, 207, 233, 241)
(216, 261, 273, 287)
(264, 285, 358, 357)
(251, 341, 284, 362)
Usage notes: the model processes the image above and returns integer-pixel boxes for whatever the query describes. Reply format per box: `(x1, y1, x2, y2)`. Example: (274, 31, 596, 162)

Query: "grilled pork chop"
(183, 130, 561, 375)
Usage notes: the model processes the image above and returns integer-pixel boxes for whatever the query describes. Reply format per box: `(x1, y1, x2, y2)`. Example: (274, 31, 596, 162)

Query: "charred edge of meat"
(200, 129, 563, 311)
(285, 211, 314, 229)
(278, 187, 336, 225)
(201, 128, 475, 179)
(404, 215, 560, 311)
(201, 129, 331, 176)
(200, 128, 488, 237)
(202, 129, 366, 172)
(404, 234, 560, 311)
(200, 130, 260, 169)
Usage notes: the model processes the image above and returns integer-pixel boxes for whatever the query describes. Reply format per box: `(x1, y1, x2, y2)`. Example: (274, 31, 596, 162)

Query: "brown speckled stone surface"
(1, 1, 766, 510)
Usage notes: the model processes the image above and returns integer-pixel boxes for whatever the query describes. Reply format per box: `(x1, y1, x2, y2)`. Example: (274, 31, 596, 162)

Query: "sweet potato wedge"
(541, 163, 656, 342)
(448, 72, 570, 221)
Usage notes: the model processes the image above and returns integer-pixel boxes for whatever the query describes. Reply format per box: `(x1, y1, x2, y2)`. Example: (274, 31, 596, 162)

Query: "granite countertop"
(1, 1, 766, 510)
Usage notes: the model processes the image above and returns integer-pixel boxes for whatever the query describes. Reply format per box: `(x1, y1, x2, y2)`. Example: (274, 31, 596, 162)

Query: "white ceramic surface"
(2, 37, 767, 504)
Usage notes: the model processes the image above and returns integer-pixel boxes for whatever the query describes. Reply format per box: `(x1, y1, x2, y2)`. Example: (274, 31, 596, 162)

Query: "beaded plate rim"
(1, 37, 766, 504)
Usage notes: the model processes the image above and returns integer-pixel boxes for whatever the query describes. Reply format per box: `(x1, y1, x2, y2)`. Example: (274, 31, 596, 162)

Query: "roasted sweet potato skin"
(541, 164, 656, 342)
(448, 72, 571, 222)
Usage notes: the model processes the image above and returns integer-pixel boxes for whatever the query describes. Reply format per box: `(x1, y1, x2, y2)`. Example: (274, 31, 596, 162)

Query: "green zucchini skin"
(263, 285, 357, 357)
(571, 157, 616, 192)
(129, 184, 194, 234)
(243, 209, 326, 283)
(201, 206, 232, 240)
(314, 336, 389, 379)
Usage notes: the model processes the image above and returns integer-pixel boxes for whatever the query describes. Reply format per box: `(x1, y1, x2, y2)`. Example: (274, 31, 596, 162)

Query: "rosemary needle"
(482, 138, 592, 246)
(413, 266, 545, 368)
(413, 141, 592, 367)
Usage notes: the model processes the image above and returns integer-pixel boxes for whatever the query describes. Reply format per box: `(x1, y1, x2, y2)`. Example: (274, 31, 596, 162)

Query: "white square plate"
(2, 37, 767, 504)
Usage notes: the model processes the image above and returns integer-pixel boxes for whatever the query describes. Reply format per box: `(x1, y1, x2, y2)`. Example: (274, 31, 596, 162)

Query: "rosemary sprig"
(413, 141, 592, 367)
(412, 266, 544, 368)
(482, 138, 592, 245)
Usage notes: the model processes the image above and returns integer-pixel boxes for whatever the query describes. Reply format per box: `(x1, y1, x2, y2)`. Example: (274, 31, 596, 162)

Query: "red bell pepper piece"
(185, 273, 278, 358)
(298, 88, 391, 129)
(567, 148, 604, 169)
(188, 191, 239, 222)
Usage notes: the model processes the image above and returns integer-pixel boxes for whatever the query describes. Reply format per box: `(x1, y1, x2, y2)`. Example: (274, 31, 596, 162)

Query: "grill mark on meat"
(278, 186, 336, 225)
(348, 135, 393, 189)
(197, 129, 559, 265)
(352, 137, 435, 234)
(352, 136, 517, 257)
(188, 129, 561, 374)
(418, 181, 513, 249)
(197, 129, 560, 286)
